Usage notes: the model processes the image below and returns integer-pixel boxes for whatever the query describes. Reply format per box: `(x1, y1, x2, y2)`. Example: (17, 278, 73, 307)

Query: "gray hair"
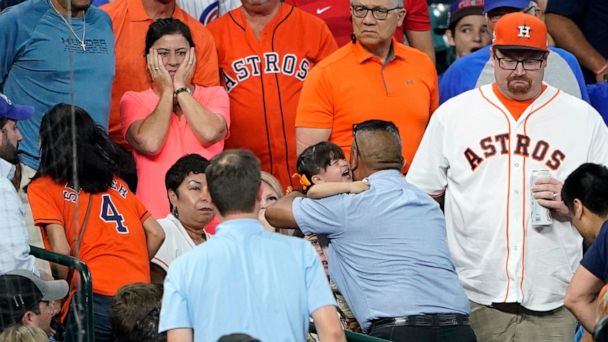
(350, 0, 401, 8)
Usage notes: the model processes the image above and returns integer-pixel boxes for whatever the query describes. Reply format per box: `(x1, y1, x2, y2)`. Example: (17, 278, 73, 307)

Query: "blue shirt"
(581, 221, 608, 281)
(292, 170, 470, 330)
(0, 0, 115, 169)
(439, 46, 589, 105)
(159, 218, 335, 342)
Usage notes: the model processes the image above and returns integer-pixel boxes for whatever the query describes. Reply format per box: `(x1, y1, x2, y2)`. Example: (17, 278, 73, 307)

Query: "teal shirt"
(0, 0, 115, 169)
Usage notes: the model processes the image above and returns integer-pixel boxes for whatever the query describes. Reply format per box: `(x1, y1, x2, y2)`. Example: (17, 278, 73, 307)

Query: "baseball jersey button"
(514, 162, 519, 167)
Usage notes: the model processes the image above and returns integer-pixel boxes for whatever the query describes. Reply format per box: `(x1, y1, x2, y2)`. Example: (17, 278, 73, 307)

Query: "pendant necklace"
(49, 0, 87, 51)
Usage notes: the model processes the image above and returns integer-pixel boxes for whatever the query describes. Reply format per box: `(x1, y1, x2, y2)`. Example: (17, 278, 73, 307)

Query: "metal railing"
(30, 245, 94, 342)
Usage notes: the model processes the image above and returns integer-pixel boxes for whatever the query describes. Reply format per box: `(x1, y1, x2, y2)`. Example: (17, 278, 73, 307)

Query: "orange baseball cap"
(492, 12, 548, 52)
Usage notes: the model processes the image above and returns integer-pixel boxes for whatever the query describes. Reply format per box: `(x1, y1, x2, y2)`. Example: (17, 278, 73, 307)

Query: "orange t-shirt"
(207, 4, 337, 188)
(28, 176, 151, 296)
(295, 39, 439, 172)
(492, 83, 549, 120)
(101, 0, 220, 147)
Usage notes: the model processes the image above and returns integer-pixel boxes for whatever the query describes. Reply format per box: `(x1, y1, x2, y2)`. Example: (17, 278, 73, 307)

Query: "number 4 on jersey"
(100, 194, 129, 234)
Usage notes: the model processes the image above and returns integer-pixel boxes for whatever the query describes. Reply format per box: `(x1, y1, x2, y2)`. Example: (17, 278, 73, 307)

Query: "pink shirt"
(120, 86, 230, 218)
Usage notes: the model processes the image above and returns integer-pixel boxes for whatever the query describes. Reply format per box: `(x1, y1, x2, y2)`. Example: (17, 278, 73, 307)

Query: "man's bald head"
(351, 120, 404, 173)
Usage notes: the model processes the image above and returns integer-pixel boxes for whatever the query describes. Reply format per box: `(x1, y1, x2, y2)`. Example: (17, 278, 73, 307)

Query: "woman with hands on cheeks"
(120, 18, 230, 219)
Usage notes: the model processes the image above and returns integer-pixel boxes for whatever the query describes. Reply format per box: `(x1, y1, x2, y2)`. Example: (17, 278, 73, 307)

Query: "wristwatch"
(174, 87, 192, 97)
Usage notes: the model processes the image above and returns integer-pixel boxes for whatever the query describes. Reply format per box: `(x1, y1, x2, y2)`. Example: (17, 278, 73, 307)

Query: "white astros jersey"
(406, 83, 608, 310)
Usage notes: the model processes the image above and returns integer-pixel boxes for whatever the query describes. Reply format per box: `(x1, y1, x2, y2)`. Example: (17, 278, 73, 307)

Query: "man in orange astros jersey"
(207, 0, 337, 189)
(102, 0, 220, 147)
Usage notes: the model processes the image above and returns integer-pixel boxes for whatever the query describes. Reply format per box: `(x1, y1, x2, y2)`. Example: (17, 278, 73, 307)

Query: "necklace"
(49, 0, 87, 51)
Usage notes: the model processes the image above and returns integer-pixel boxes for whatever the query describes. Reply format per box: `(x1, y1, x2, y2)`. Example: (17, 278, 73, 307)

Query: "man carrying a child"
(266, 120, 474, 342)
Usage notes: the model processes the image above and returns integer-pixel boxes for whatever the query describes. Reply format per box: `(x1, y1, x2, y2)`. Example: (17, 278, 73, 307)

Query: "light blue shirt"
(159, 218, 335, 342)
(0, 0, 115, 169)
(439, 46, 589, 105)
(293, 170, 469, 330)
(0, 158, 37, 275)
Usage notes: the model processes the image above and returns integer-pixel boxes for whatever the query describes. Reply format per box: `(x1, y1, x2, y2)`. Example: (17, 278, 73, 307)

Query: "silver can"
(531, 169, 552, 226)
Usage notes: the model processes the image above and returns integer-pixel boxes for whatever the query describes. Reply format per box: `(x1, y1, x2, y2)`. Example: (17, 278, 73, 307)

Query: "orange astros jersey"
(208, 4, 337, 188)
(28, 176, 152, 296)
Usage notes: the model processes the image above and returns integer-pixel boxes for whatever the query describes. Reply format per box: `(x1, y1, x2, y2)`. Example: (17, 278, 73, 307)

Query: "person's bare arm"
(405, 29, 436, 64)
(311, 305, 346, 342)
(296, 127, 331, 156)
(307, 180, 369, 199)
(126, 49, 174, 155)
(44, 224, 71, 280)
(265, 191, 305, 229)
(175, 48, 227, 146)
(564, 265, 604, 332)
(143, 216, 165, 259)
(545, 13, 608, 82)
(150, 263, 167, 284)
(167, 328, 193, 342)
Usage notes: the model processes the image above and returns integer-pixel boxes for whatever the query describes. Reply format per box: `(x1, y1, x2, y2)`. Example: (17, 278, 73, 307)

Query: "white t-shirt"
(152, 214, 210, 271)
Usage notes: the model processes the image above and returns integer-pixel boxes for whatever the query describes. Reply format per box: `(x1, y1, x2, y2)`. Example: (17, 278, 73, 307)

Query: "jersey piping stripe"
(519, 88, 561, 299)
(33, 218, 64, 225)
(139, 211, 150, 220)
(227, 11, 246, 32)
(152, 257, 169, 269)
(271, 5, 295, 187)
(479, 86, 513, 303)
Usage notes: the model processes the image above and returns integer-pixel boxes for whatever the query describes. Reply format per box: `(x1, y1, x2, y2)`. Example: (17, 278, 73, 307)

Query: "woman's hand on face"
(173, 47, 196, 90)
(147, 48, 173, 92)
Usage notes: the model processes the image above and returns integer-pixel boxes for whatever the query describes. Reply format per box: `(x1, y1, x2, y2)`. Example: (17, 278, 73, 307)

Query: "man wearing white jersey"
(407, 12, 608, 342)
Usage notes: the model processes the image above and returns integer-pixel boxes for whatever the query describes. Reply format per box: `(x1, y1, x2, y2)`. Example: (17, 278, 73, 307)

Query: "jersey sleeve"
(552, 48, 590, 103)
(27, 179, 65, 227)
(587, 108, 608, 165)
(580, 223, 608, 281)
(303, 241, 336, 314)
(292, 196, 346, 237)
(295, 65, 334, 129)
(406, 109, 449, 195)
(403, 0, 431, 31)
(159, 262, 193, 332)
(315, 22, 338, 62)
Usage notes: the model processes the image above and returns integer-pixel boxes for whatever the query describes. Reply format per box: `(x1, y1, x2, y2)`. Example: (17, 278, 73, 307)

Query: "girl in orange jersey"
(27, 104, 164, 342)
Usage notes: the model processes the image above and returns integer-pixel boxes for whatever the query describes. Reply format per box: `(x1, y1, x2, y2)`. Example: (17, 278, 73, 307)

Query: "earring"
(172, 207, 179, 219)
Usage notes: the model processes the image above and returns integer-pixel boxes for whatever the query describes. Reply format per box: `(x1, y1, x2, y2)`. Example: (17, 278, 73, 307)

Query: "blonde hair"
(261, 172, 284, 198)
(0, 325, 48, 342)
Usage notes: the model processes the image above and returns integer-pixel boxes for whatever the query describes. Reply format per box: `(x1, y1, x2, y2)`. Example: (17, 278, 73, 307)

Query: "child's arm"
(307, 179, 369, 199)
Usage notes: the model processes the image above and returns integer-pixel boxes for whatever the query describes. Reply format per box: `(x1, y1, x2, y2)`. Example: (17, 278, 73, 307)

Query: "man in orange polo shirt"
(102, 0, 220, 147)
(295, 0, 438, 172)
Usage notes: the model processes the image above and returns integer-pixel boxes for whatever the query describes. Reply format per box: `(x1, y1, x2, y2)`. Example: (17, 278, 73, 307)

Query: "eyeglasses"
(351, 5, 403, 20)
(495, 56, 545, 71)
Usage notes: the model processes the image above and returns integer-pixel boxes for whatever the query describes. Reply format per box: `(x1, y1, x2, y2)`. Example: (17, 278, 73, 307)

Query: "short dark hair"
(206, 149, 261, 216)
(0, 117, 8, 130)
(34, 104, 134, 193)
(111, 283, 165, 342)
(352, 119, 404, 170)
(296, 142, 345, 184)
(562, 163, 608, 217)
(165, 154, 210, 212)
(145, 18, 195, 56)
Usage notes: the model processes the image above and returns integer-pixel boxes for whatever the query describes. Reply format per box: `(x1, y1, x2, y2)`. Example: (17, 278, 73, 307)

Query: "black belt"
(369, 313, 470, 329)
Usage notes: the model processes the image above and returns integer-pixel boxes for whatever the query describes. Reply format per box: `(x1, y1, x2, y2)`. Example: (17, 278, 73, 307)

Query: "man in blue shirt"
(439, 0, 588, 104)
(0, 0, 115, 172)
(562, 163, 608, 333)
(266, 120, 473, 342)
(159, 149, 345, 342)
